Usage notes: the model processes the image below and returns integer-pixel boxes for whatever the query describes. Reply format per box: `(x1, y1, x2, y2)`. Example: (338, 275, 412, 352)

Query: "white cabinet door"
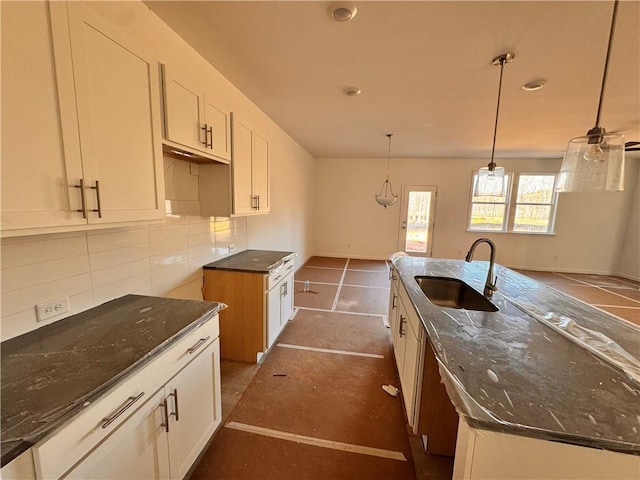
(162, 66, 205, 152)
(166, 339, 221, 480)
(251, 132, 270, 213)
(267, 282, 283, 349)
(280, 273, 294, 329)
(401, 319, 420, 427)
(232, 120, 254, 215)
(64, 2, 165, 224)
(204, 95, 232, 162)
(0, 1, 85, 231)
(64, 389, 169, 480)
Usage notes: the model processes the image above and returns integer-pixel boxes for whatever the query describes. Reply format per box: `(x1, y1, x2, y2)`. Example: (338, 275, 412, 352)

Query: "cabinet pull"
(169, 388, 179, 421)
(283, 281, 288, 297)
(101, 392, 145, 429)
(200, 124, 209, 146)
(74, 179, 88, 219)
(187, 336, 210, 354)
(207, 125, 213, 149)
(257, 194, 260, 210)
(392, 294, 398, 309)
(160, 397, 170, 433)
(89, 180, 102, 218)
(399, 315, 406, 338)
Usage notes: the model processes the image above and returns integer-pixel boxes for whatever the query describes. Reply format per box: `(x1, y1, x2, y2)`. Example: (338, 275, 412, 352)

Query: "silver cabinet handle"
(392, 294, 398, 309)
(101, 392, 145, 429)
(200, 123, 208, 147)
(160, 397, 170, 433)
(399, 315, 406, 338)
(90, 180, 102, 218)
(187, 336, 210, 354)
(169, 388, 179, 422)
(74, 179, 87, 219)
(257, 194, 260, 210)
(207, 125, 213, 149)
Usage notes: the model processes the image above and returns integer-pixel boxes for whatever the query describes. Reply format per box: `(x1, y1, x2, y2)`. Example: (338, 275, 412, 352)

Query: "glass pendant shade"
(557, 0, 625, 193)
(474, 164, 506, 196)
(375, 179, 398, 207)
(557, 132, 625, 192)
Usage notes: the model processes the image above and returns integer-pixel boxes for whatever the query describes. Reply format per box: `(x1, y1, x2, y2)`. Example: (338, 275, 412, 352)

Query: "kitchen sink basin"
(415, 276, 498, 312)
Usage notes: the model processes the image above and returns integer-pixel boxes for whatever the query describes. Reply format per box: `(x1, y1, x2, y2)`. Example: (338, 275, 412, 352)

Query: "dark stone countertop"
(204, 249, 295, 274)
(393, 256, 640, 455)
(0, 294, 225, 467)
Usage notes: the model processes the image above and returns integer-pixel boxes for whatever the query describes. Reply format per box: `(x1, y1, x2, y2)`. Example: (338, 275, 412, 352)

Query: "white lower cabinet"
(389, 268, 424, 430)
(63, 389, 169, 480)
(32, 318, 221, 480)
(267, 270, 294, 349)
(165, 340, 221, 480)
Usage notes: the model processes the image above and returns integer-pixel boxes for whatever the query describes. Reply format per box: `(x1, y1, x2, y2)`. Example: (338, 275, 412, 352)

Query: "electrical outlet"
(228, 244, 236, 253)
(36, 296, 70, 322)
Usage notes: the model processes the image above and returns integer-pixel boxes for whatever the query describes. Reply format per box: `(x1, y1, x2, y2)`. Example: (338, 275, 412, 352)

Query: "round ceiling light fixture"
(330, 3, 357, 22)
(522, 80, 546, 92)
(343, 86, 362, 97)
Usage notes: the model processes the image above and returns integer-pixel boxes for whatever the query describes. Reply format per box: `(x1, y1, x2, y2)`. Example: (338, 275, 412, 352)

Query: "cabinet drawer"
(267, 258, 295, 291)
(33, 316, 219, 480)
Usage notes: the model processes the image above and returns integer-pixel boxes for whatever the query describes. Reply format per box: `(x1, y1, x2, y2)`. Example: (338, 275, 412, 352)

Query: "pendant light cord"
(489, 58, 506, 168)
(386, 133, 393, 179)
(594, 0, 619, 129)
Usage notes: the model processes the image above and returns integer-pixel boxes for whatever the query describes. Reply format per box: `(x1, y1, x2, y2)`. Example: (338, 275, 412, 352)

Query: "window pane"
(472, 175, 510, 203)
(516, 175, 555, 204)
(469, 204, 506, 231)
(514, 205, 552, 232)
(404, 191, 432, 253)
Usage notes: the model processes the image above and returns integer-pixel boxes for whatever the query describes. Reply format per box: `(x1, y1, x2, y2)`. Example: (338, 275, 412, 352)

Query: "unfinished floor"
(190, 259, 640, 479)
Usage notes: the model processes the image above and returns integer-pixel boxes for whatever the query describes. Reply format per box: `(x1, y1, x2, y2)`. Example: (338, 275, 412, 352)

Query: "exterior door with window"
(398, 185, 437, 256)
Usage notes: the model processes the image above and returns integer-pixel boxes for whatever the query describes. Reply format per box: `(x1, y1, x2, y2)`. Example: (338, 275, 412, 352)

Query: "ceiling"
(145, 1, 640, 160)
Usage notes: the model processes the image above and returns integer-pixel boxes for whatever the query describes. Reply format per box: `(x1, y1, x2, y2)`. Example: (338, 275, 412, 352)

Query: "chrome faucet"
(465, 238, 498, 299)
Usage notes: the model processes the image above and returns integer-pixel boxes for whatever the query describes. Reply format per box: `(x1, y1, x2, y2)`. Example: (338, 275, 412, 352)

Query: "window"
(468, 174, 511, 231)
(468, 173, 558, 234)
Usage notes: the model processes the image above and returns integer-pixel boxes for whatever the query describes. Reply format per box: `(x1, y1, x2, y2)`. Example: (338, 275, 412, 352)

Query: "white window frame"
(467, 172, 558, 235)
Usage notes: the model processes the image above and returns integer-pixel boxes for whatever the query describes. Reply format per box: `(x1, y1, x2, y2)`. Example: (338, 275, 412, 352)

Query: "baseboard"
(311, 252, 392, 261)
(504, 264, 639, 282)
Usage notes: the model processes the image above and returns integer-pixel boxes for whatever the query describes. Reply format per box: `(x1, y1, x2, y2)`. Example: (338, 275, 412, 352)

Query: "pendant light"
(473, 53, 514, 197)
(556, 0, 624, 193)
(375, 134, 398, 208)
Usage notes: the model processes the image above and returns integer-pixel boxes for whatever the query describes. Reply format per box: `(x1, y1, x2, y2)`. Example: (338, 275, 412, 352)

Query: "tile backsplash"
(1, 213, 247, 341)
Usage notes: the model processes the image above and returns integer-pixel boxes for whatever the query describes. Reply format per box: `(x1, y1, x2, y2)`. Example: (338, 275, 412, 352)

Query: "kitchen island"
(203, 250, 296, 362)
(1, 295, 225, 476)
(391, 256, 640, 478)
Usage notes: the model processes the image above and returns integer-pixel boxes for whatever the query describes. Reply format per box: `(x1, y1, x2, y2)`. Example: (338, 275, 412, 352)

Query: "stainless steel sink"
(415, 276, 498, 312)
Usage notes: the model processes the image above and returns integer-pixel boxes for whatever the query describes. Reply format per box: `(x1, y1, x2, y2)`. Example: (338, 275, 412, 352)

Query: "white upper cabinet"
(1, 1, 86, 231)
(162, 65, 232, 162)
(1, 1, 165, 235)
(229, 117, 270, 215)
(198, 116, 271, 217)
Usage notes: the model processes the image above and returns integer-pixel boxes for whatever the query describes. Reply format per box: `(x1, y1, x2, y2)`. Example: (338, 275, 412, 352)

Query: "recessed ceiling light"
(522, 80, 546, 92)
(343, 87, 362, 97)
(330, 3, 357, 22)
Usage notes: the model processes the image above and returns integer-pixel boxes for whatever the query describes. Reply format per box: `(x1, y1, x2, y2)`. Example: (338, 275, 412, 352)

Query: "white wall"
(0, 1, 315, 340)
(615, 158, 640, 280)
(313, 156, 639, 277)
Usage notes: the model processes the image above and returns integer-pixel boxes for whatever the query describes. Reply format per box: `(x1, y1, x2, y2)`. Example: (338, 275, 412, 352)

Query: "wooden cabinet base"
(203, 270, 265, 362)
(418, 341, 459, 456)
